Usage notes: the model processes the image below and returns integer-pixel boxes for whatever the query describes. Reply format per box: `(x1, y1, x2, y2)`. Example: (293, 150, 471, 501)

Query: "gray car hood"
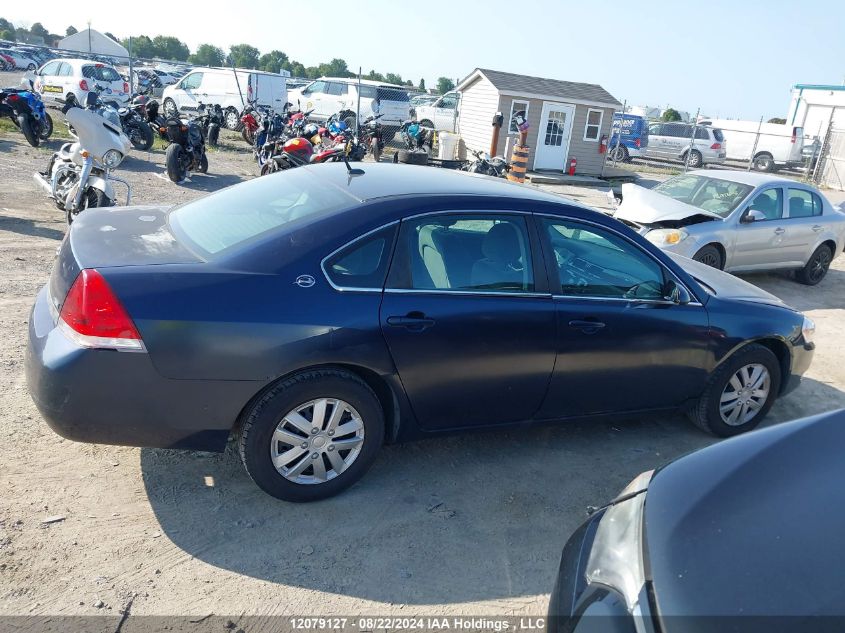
(668, 253, 787, 307)
(614, 183, 722, 224)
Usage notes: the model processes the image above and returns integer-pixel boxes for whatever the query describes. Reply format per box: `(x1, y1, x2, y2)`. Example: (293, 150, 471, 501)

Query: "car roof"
(300, 162, 577, 206)
(43, 58, 116, 69)
(319, 76, 407, 89)
(687, 169, 813, 188)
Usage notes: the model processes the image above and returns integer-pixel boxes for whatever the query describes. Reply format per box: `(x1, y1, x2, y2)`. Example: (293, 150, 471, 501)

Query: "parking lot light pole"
(683, 108, 701, 172)
(747, 116, 763, 172)
(611, 99, 626, 168)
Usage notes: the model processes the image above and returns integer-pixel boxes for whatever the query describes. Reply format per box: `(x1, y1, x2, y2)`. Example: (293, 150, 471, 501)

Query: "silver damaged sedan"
(611, 170, 845, 284)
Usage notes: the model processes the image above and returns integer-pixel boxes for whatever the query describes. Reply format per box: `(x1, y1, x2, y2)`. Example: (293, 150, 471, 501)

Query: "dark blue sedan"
(26, 163, 816, 501)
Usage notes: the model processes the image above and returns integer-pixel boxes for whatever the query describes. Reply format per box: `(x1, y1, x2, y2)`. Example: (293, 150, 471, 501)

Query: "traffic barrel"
(507, 144, 529, 183)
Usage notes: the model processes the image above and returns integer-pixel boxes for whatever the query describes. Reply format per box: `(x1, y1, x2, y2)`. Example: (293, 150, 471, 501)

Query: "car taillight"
(634, 138, 641, 148)
(123, 82, 129, 93)
(710, 143, 721, 150)
(58, 269, 144, 351)
(79, 79, 89, 91)
(791, 128, 797, 144)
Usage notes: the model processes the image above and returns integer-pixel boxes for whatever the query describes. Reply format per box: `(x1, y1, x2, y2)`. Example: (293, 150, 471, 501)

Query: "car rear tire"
(609, 145, 629, 162)
(685, 149, 703, 168)
(796, 243, 833, 285)
(225, 108, 241, 131)
(162, 98, 177, 118)
(688, 344, 781, 437)
(753, 153, 775, 172)
(692, 244, 723, 269)
(238, 369, 384, 502)
(397, 148, 429, 165)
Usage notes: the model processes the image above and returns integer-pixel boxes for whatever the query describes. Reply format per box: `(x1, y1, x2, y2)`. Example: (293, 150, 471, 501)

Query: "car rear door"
(534, 216, 711, 419)
(379, 211, 556, 431)
(782, 187, 828, 266)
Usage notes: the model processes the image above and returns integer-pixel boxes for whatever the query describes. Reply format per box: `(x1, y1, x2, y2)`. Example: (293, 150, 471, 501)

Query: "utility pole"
(87, 20, 91, 53)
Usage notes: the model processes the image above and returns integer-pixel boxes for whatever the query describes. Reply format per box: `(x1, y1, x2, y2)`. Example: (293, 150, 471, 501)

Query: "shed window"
(584, 109, 603, 141)
(508, 99, 529, 134)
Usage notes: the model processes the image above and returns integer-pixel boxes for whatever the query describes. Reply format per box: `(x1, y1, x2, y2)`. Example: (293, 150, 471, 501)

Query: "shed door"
(534, 102, 575, 170)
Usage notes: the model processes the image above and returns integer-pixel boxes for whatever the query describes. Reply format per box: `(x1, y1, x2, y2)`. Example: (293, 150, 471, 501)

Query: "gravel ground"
(2, 115, 845, 620)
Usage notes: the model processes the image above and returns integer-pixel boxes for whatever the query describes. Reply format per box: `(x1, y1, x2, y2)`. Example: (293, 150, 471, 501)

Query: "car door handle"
(774, 227, 786, 235)
(387, 314, 436, 331)
(569, 319, 606, 334)
(812, 225, 823, 232)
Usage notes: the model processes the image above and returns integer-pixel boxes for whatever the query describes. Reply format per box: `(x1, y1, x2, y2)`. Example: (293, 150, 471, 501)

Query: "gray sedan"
(611, 170, 845, 284)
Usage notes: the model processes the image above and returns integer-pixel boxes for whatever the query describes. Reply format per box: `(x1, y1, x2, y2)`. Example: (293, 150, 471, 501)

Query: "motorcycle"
(110, 95, 155, 151)
(163, 109, 209, 183)
(462, 149, 511, 178)
(0, 87, 53, 147)
(399, 119, 433, 152)
(33, 91, 131, 224)
(358, 114, 384, 162)
(199, 103, 224, 147)
(259, 127, 355, 176)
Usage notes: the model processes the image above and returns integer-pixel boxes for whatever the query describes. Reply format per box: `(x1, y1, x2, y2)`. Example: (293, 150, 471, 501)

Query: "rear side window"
(694, 127, 710, 140)
(324, 225, 397, 289)
(82, 65, 121, 82)
(376, 88, 409, 102)
(326, 82, 348, 96)
(58, 63, 73, 77)
(358, 85, 377, 99)
(169, 168, 357, 256)
(787, 189, 823, 218)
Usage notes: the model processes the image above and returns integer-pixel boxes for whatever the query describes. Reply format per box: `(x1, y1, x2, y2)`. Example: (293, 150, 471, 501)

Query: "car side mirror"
(664, 279, 690, 305)
(742, 209, 766, 223)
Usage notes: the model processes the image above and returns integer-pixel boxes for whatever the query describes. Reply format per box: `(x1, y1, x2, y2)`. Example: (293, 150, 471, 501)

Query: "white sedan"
(610, 170, 845, 285)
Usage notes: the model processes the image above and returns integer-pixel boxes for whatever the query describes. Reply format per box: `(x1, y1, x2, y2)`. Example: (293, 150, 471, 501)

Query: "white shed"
(58, 29, 129, 60)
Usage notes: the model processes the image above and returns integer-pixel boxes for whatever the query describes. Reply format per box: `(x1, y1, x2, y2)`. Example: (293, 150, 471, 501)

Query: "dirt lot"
(1, 119, 845, 620)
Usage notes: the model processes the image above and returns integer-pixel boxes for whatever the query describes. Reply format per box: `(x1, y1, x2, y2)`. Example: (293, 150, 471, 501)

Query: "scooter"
(33, 91, 131, 224)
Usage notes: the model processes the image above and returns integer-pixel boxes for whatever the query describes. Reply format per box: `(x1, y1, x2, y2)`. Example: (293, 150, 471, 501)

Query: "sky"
(6, 0, 845, 119)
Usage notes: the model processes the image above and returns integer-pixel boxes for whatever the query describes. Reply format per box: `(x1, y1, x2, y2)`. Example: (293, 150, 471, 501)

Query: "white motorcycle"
(34, 91, 132, 224)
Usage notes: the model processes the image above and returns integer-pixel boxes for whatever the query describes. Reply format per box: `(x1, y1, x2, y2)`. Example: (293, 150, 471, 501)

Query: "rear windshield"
(653, 175, 753, 217)
(712, 128, 724, 142)
(82, 65, 122, 82)
(169, 169, 358, 256)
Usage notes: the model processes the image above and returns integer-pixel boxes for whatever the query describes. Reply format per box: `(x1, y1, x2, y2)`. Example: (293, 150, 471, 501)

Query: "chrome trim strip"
(552, 294, 703, 307)
(320, 221, 400, 292)
(384, 288, 550, 298)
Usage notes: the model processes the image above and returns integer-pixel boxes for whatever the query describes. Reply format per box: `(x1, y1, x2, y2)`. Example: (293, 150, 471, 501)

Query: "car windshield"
(653, 175, 753, 217)
(169, 169, 358, 256)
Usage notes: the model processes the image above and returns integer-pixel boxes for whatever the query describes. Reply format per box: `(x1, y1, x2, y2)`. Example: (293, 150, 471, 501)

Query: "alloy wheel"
(226, 110, 240, 130)
(810, 248, 832, 283)
(270, 398, 365, 485)
(719, 363, 770, 426)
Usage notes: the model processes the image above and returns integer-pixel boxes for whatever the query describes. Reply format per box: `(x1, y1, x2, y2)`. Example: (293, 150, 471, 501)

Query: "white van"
(162, 67, 287, 129)
(699, 118, 804, 172)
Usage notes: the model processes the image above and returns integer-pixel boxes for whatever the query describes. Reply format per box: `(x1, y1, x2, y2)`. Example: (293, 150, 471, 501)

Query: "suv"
(287, 77, 410, 129)
(35, 59, 130, 107)
(643, 121, 726, 167)
(412, 91, 459, 132)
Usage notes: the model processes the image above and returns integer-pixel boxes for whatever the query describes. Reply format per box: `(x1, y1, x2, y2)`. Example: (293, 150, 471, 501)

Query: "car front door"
(299, 80, 328, 117)
(380, 211, 556, 431)
(729, 187, 794, 270)
(432, 93, 458, 131)
(177, 72, 203, 112)
(35, 61, 62, 104)
(534, 216, 711, 419)
(644, 123, 666, 158)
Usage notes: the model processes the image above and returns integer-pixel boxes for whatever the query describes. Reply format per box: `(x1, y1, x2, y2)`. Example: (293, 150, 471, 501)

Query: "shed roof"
(458, 68, 621, 108)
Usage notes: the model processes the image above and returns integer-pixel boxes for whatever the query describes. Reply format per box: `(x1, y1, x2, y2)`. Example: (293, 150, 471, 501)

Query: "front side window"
(747, 188, 784, 221)
(787, 188, 822, 218)
(584, 109, 603, 141)
(543, 219, 666, 300)
(509, 99, 529, 133)
(324, 225, 397, 289)
(389, 214, 534, 293)
(40, 61, 59, 76)
(180, 73, 203, 90)
(326, 82, 347, 96)
(654, 175, 753, 217)
(648, 123, 663, 136)
(438, 94, 457, 110)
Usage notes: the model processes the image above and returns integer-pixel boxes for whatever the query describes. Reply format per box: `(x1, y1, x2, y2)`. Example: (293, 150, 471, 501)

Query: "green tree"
(122, 35, 156, 59)
(0, 28, 14, 41)
(364, 69, 384, 82)
(104, 32, 118, 42)
(30, 22, 49, 38)
(304, 66, 320, 79)
(418, 78, 425, 91)
(65, 25, 78, 36)
(259, 50, 288, 73)
(190, 43, 225, 67)
(287, 61, 306, 78)
(436, 76, 455, 94)
(152, 35, 189, 61)
(661, 108, 682, 122)
(317, 58, 352, 78)
(768, 117, 786, 124)
(228, 43, 260, 69)
(0, 18, 13, 32)
(384, 72, 403, 85)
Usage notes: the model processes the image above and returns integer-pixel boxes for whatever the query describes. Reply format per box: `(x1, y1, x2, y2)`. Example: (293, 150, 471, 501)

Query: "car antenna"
(343, 156, 365, 176)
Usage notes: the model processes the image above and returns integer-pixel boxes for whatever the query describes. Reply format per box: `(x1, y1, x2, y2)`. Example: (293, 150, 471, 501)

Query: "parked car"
(412, 90, 459, 132)
(547, 409, 845, 633)
(287, 77, 410, 129)
(409, 94, 438, 108)
(611, 170, 845, 283)
(34, 59, 130, 107)
(608, 113, 650, 162)
(700, 118, 804, 171)
(0, 47, 38, 70)
(27, 163, 815, 502)
(643, 121, 726, 167)
(162, 67, 287, 130)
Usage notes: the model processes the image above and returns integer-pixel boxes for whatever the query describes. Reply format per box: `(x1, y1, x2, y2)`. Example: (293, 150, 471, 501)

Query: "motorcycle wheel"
(260, 161, 279, 177)
(38, 113, 53, 140)
(18, 114, 39, 148)
(242, 127, 255, 145)
(129, 122, 154, 151)
(370, 137, 381, 163)
(197, 153, 209, 174)
(207, 124, 220, 148)
(66, 188, 110, 225)
(165, 144, 188, 183)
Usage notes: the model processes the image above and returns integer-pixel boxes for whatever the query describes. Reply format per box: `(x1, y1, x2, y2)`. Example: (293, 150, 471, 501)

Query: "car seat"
(470, 223, 524, 290)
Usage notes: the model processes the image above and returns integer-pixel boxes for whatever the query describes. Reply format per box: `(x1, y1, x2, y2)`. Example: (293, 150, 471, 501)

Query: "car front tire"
(692, 244, 724, 269)
(688, 344, 781, 437)
(238, 369, 384, 502)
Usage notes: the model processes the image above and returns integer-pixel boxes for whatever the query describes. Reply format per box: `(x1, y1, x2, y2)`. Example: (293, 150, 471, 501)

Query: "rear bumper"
(25, 286, 262, 452)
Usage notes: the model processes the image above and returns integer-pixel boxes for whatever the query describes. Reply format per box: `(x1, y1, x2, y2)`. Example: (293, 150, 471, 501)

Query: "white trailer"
(699, 118, 804, 172)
